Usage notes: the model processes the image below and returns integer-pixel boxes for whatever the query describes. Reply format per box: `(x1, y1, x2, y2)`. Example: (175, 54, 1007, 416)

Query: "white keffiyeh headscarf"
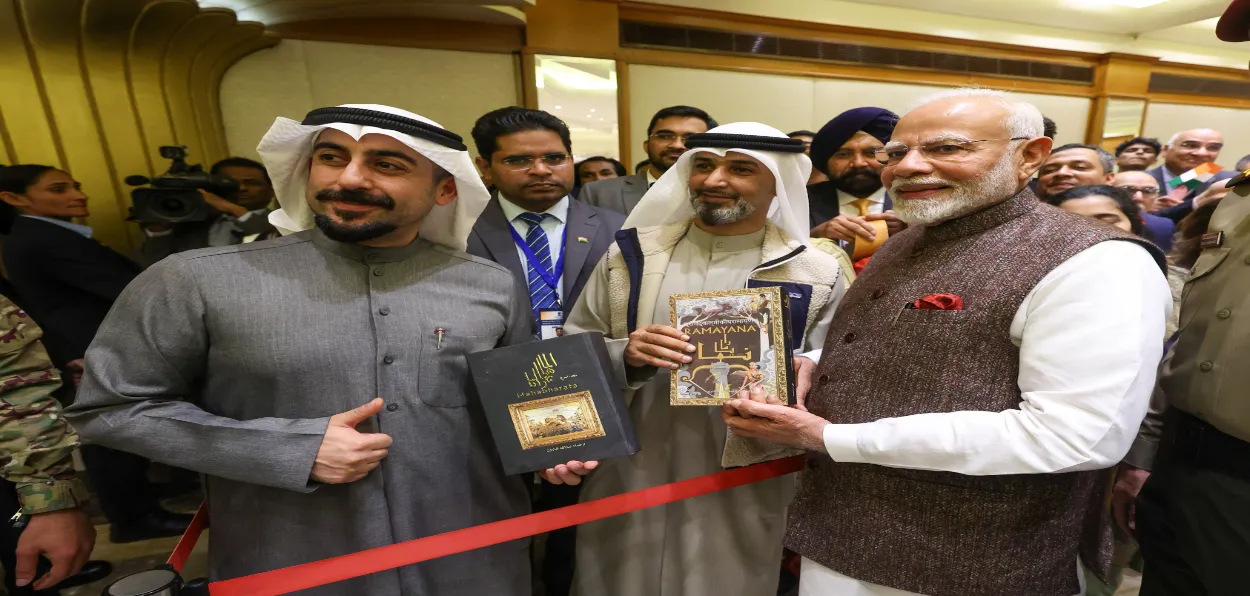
(257, 103, 489, 252)
(622, 122, 813, 246)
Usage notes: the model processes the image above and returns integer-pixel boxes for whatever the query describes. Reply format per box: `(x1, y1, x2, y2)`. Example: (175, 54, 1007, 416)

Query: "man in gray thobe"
(67, 105, 531, 595)
(548, 123, 846, 596)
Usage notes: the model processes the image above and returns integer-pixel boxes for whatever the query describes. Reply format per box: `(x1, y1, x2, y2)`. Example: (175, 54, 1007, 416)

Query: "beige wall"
(1143, 102, 1250, 171)
(220, 40, 520, 160)
(627, 64, 1090, 166)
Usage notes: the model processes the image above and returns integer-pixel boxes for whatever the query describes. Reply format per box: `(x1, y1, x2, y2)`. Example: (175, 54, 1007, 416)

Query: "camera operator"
(138, 157, 277, 267)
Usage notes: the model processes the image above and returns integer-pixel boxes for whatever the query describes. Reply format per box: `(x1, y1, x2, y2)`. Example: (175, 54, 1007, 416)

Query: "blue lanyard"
(508, 222, 565, 296)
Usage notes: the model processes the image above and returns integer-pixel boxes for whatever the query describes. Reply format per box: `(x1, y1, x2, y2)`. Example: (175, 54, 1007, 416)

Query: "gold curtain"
(0, 0, 277, 252)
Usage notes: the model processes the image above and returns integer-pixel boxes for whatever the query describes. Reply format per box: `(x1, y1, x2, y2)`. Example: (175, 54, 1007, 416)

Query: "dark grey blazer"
(467, 196, 626, 331)
(577, 173, 649, 216)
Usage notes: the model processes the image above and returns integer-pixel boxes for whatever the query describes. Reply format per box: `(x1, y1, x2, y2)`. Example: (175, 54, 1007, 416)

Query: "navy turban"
(810, 107, 899, 176)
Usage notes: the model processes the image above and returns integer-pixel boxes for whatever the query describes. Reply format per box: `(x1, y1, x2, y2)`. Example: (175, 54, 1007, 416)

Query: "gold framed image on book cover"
(669, 286, 791, 406)
(508, 391, 607, 450)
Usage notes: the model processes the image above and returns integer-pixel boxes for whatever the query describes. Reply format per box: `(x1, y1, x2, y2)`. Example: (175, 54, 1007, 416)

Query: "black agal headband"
(301, 106, 467, 151)
(685, 133, 806, 153)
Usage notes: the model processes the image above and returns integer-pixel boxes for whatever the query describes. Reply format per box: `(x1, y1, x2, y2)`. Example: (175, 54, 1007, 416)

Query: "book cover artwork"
(508, 354, 607, 449)
(669, 287, 788, 406)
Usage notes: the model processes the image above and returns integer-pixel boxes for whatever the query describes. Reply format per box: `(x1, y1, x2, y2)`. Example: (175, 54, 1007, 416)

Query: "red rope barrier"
(167, 503, 209, 573)
(177, 456, 804, 595)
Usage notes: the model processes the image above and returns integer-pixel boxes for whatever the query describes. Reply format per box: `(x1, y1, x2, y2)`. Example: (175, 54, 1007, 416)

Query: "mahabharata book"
(467, 332, 640, 476)
(669, 286, 795, 406)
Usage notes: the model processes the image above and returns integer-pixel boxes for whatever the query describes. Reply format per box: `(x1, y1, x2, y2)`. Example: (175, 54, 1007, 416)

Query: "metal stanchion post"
(101, 565, 209, 596)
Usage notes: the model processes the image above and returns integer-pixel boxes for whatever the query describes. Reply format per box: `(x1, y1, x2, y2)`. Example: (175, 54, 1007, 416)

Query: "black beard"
(832, 167, 883, 198)
(311, 187, 400, 243)
(315, 187, 396, 210)
(314, 214, 396, 243)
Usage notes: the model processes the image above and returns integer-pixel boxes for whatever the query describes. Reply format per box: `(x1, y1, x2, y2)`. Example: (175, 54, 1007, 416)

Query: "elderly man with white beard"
(721, 89, 1172, 596)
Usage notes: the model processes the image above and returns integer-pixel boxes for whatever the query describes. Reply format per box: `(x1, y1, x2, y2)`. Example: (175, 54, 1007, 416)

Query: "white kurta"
(570, 225, 794, 596)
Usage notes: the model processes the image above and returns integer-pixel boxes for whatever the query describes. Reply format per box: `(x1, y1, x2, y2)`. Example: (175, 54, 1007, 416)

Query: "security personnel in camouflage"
(0, 299, 88, 510)
(0, 296, 100, 592)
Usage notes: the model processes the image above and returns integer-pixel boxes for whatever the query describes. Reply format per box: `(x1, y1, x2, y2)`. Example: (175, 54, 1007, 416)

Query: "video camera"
(126, 146, 238, 224)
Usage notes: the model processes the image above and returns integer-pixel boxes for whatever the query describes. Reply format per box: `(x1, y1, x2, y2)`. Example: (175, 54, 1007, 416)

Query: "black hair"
(787, 130, 816, 138)
(0, 164, 57, 195)
(574, 156, 627, 191)
(1050, 143, 1115, 173)
(575, 156, 627, 179)
(1236, 153, 1250, 172)
(646, 106, 717, 136)
(1042, 116, 1057, 140)
(471, 107, 572, 161)
(1114, 137, 1162, 158)
(634, 159, 649, 173)
(1052, 184, 1143, 236)
(0, 164, 58, 234)
(210, 157, 271, 184)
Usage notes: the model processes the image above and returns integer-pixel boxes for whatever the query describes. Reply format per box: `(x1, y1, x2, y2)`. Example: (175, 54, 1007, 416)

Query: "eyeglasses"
(875, 137, 1030, 166)
(831, 147, 883, 161)
(499, 153, 572, 171)
(649, 132, 696, 144)
(1116, 185, 1160, 198)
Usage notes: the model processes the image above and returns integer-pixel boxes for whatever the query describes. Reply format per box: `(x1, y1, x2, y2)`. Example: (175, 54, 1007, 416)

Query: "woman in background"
(0, 164, 192, 544)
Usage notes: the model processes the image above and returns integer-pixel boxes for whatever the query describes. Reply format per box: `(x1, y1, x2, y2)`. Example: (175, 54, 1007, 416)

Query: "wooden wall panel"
(129, 2, 198, 168)
(0, 0, 275, 252)
(163, 10, 235, 166)
(0, 1, 61, 166)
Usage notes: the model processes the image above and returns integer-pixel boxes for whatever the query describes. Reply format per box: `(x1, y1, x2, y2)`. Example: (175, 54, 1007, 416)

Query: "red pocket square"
(911, 293, 964, 311)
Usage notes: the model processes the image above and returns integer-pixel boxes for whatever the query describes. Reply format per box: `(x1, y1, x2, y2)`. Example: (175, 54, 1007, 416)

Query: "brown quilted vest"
(786, 190, 1164, 596)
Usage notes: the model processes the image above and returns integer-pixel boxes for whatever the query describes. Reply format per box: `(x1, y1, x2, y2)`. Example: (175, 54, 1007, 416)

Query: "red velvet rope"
(168, 456, 804, 595)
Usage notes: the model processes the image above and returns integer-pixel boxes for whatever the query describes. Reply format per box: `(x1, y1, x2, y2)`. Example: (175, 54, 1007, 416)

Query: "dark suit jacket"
(1141, 212, 1175, 253)
(1149, 166, 1236, 223)
(577, 173, 649, 216)
(466, 196, 625, 334)
(2, 217, 140, 367)
(806, 180, 893, 230)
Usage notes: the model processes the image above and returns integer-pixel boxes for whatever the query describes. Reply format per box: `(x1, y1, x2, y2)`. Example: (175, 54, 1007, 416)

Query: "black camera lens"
(157, 197, 189, 216)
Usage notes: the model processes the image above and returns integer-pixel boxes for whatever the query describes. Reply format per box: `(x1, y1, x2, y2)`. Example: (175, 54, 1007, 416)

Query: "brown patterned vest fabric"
(785, 190, 1164, 596)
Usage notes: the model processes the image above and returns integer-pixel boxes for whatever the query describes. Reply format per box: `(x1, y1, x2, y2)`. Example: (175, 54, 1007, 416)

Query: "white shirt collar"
(22, 215, 93, 238)
(646, 169, 659, 187)
(498, 194, 570, 224)
(837, 186, 887, 206)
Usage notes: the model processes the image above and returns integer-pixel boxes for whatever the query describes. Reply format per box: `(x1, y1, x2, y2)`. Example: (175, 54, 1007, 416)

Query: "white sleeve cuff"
(822, 424, 866, 463)
(799, 348, 822, 363)
(143, 228, 173, 238)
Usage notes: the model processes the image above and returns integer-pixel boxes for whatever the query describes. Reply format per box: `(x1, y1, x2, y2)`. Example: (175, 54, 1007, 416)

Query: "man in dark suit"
(468, 107, 624, 596)
(1115, 169, 1175, 253)
(1147, 128, 1236, 223)
(0, 165, 192, 544)
(808, 107, 902, 252)
(578, 105, 716, 216)
(137, 157, 277, 267)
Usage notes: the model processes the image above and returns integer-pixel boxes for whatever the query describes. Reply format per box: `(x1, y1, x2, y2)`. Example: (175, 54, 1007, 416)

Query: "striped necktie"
(515, 212, 560, 316)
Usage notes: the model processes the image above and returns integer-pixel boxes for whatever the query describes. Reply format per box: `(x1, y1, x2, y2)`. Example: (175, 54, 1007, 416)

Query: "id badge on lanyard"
(509, 224, 566, 339)
(538, 309, 564, 340)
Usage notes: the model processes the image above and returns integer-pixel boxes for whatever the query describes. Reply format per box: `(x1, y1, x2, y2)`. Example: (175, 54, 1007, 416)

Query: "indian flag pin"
(577, 236, 589, 243)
